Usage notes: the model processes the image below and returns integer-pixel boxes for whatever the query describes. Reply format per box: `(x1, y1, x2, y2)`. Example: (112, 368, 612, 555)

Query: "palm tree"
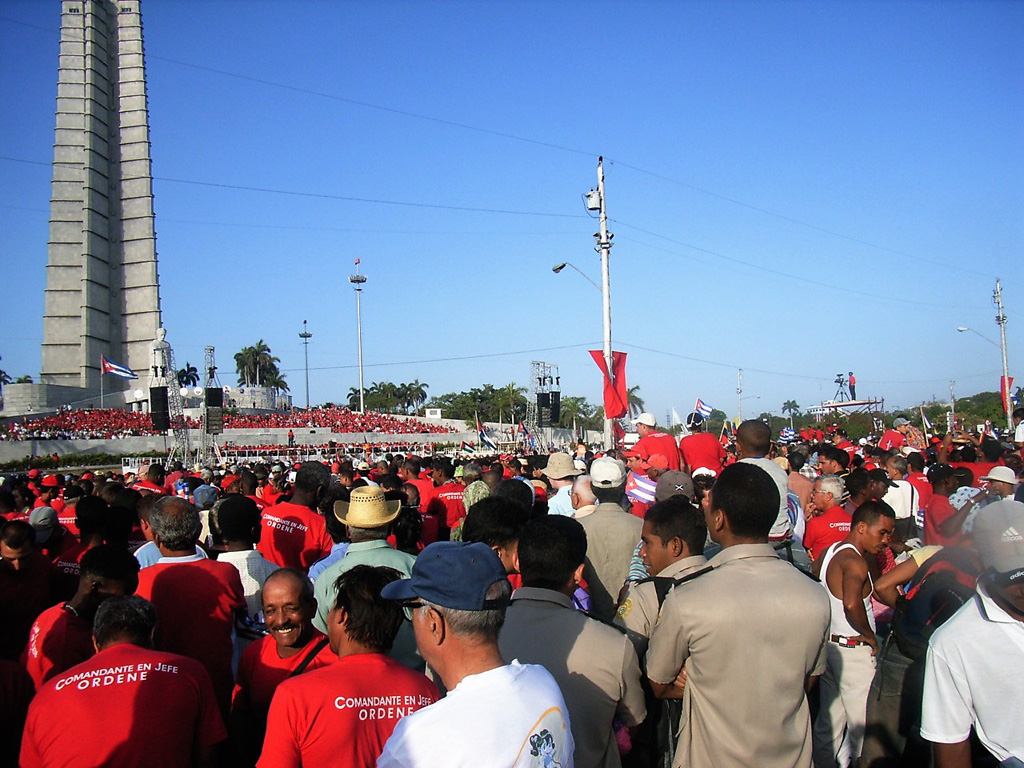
(406, 379, 429, 414)
(177, 362, 200, 388)
(262, 369, 289, 395)
(15, 375, 33, 384)
(495, 382, 528, 425)
(782, 400, 800, 428)
(347, 386, 362, 410)
(557, 396, 592, 431)
(234, 340, 280, 388)
(627, 385, 645, 418)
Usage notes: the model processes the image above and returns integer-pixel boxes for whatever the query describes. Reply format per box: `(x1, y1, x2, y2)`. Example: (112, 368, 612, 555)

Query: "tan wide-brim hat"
(543, 452, 581, 480)
(334, 486, 401, 527)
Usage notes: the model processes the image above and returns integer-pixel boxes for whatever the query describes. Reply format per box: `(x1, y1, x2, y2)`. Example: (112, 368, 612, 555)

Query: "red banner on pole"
(590, 350, 628, 419)
(1000, 375, 1015, 412)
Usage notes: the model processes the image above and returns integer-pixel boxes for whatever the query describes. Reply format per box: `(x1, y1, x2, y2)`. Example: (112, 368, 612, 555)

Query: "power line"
(0, 10, 1003, 278)
(0, 156, 585, 219)
(276, 342, 601, 374)
(612, 222, 984, 310)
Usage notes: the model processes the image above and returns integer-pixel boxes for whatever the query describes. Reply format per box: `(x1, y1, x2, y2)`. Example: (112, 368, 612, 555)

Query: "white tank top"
(820, 542, 876, 638)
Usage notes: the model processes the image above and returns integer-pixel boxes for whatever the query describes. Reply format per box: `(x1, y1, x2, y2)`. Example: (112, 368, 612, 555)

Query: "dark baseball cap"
(655, 471, 695, 502)
(380, 541, 509, 611)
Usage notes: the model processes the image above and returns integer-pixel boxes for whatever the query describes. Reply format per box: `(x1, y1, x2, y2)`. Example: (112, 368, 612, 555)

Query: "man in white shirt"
(921, 499, 1024, 765)
(542, 453, 581, 517)
(378, 541, 574, 767)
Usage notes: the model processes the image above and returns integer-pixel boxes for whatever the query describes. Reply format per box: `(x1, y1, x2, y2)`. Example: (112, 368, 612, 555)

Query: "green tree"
(782, 400, 800, 428)
(15, 375, 33, 384)
(495, 382, 528, 424)
(177, 362, 199, 388)
(234, 340, 280, 388)
(626, 385, 645, 418)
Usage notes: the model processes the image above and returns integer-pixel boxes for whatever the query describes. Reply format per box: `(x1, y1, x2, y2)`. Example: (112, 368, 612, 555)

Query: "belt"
(830, 634, 866, 648)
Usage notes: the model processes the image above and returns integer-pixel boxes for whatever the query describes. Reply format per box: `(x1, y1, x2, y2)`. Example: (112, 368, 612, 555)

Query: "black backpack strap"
(289, 636, 330, 678)
(648, 565, 715, 608)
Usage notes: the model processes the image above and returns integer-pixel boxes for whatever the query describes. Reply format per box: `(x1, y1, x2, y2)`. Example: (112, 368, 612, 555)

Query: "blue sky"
(1, 0, 1022, 422)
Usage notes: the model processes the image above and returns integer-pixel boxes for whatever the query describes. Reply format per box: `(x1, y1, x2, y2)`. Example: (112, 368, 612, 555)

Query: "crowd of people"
(223, 406, 456, 435)
(2, 406, 1023, 767)
(0, 408, 177, 440)
(0, 405, 457, 441)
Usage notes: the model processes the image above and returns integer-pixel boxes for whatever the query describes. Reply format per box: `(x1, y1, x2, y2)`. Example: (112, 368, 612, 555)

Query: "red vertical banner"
(590, 350, 628, 419)
(1000, 376, 1014, 412)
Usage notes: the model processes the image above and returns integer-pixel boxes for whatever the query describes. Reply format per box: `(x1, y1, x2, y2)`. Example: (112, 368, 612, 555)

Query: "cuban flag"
(779, 427, 796, 444)
(694, 398, 713, 418)
(476, 413, 498, 452)
(100, 355, 138, 380)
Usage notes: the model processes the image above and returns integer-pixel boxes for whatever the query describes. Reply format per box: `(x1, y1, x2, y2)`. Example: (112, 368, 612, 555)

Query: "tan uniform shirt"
(498, 587, 646, 768)
(646, 544, 830, 768)
(614, 554, 709, 659)
(577, 502, 644, 622)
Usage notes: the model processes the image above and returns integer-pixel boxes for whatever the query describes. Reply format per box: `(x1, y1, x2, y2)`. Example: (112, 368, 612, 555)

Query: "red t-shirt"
(803, 506, 852, 562)
(257, 501, 334, 571)
(679, 432, 725, 473)
(428, 482, 466, 529)
(878, 430, 905, 451)
(21, 644, 226, 768)
(50, 540, 89, 602)
(233, 632, 336, 716)
(0, 553, 56, 661)
(24, 603, 94, 690)
(634, 431, 681, 470)
(258, 652, 440, 768)
(406, 477, 436, 510)
(135, 558, 245, 711)
(950, 461, 1003, 488)
(247, 494, 270, 512)
(56, 504, 79, 537)
(923, 494, 961, 547)
(131, 480, 169, 495)
(904, 472, 933, 510)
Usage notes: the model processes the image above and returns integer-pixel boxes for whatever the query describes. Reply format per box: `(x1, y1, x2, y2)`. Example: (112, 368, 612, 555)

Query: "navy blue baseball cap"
(380, 541, 509, 611)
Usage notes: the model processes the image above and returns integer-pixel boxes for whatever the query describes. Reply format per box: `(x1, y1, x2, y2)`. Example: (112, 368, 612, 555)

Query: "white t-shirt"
(882, 480, 918, 520)
(1015, 421, 1024, 444)
(740, 457, 792, 539)
(921, 583, 1024, 761)
(378, 660, 574, 767)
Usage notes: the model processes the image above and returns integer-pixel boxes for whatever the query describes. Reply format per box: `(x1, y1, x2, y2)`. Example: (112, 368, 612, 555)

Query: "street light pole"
(995, 279, 1012, 434)
(299, 320, 312, 409)
(590, 157, 614, 450)
(349, 262, 367, 414)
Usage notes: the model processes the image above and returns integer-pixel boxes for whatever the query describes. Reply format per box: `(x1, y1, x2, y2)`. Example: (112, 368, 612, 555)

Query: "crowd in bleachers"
(0, 405, 456, 441)
(223, 406, 456, 434)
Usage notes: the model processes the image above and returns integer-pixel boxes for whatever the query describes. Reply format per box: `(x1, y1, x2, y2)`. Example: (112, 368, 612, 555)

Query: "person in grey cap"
(921, 499, 1024, 764)
(576, 457, 643, 622)
(879, 418, 911, 452)
(378, 541, 573, 768)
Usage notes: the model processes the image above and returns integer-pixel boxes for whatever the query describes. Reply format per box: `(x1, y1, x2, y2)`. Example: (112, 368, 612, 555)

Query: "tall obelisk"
(41, 0, 161, 404)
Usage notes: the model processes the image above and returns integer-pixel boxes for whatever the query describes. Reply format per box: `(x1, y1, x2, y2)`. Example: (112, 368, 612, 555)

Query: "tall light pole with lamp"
(299, 320, 312, 409)
(349, 261, 367, 414)
(588, 158, 614, 449)
(957, 278, 1012, 434)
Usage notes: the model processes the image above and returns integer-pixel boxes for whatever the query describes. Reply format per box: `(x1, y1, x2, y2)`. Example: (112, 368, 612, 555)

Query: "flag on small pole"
(100, 356, 138, 380)
(476, 413, 497, 452)
(694, 398, 713, 418)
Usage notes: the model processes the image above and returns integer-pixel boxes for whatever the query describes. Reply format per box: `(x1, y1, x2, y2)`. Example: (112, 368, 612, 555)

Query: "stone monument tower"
(31, 0, 162, 411)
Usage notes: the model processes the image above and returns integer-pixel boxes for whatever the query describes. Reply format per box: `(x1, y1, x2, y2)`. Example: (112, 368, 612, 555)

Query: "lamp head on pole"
(552, 263, 567, 274)
(957, 327, 969, 333)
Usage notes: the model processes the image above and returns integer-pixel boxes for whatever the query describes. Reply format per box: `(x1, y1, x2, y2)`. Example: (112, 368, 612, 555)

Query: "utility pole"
(299, 320, 312, 409)
(586, 157, 615, 449)
(349, 261, 367, 414)
(994, 279, 1012, 434)
(737, 369, 743, 422)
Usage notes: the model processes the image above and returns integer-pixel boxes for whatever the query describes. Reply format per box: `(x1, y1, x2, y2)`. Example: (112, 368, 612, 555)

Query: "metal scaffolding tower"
(156, 340, 190, 464)
(198, 346, 223, 467)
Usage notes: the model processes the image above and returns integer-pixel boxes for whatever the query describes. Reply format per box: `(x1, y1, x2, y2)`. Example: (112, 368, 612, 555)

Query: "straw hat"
(334, 486, 401, 527)
(543, 452, 581, 480)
